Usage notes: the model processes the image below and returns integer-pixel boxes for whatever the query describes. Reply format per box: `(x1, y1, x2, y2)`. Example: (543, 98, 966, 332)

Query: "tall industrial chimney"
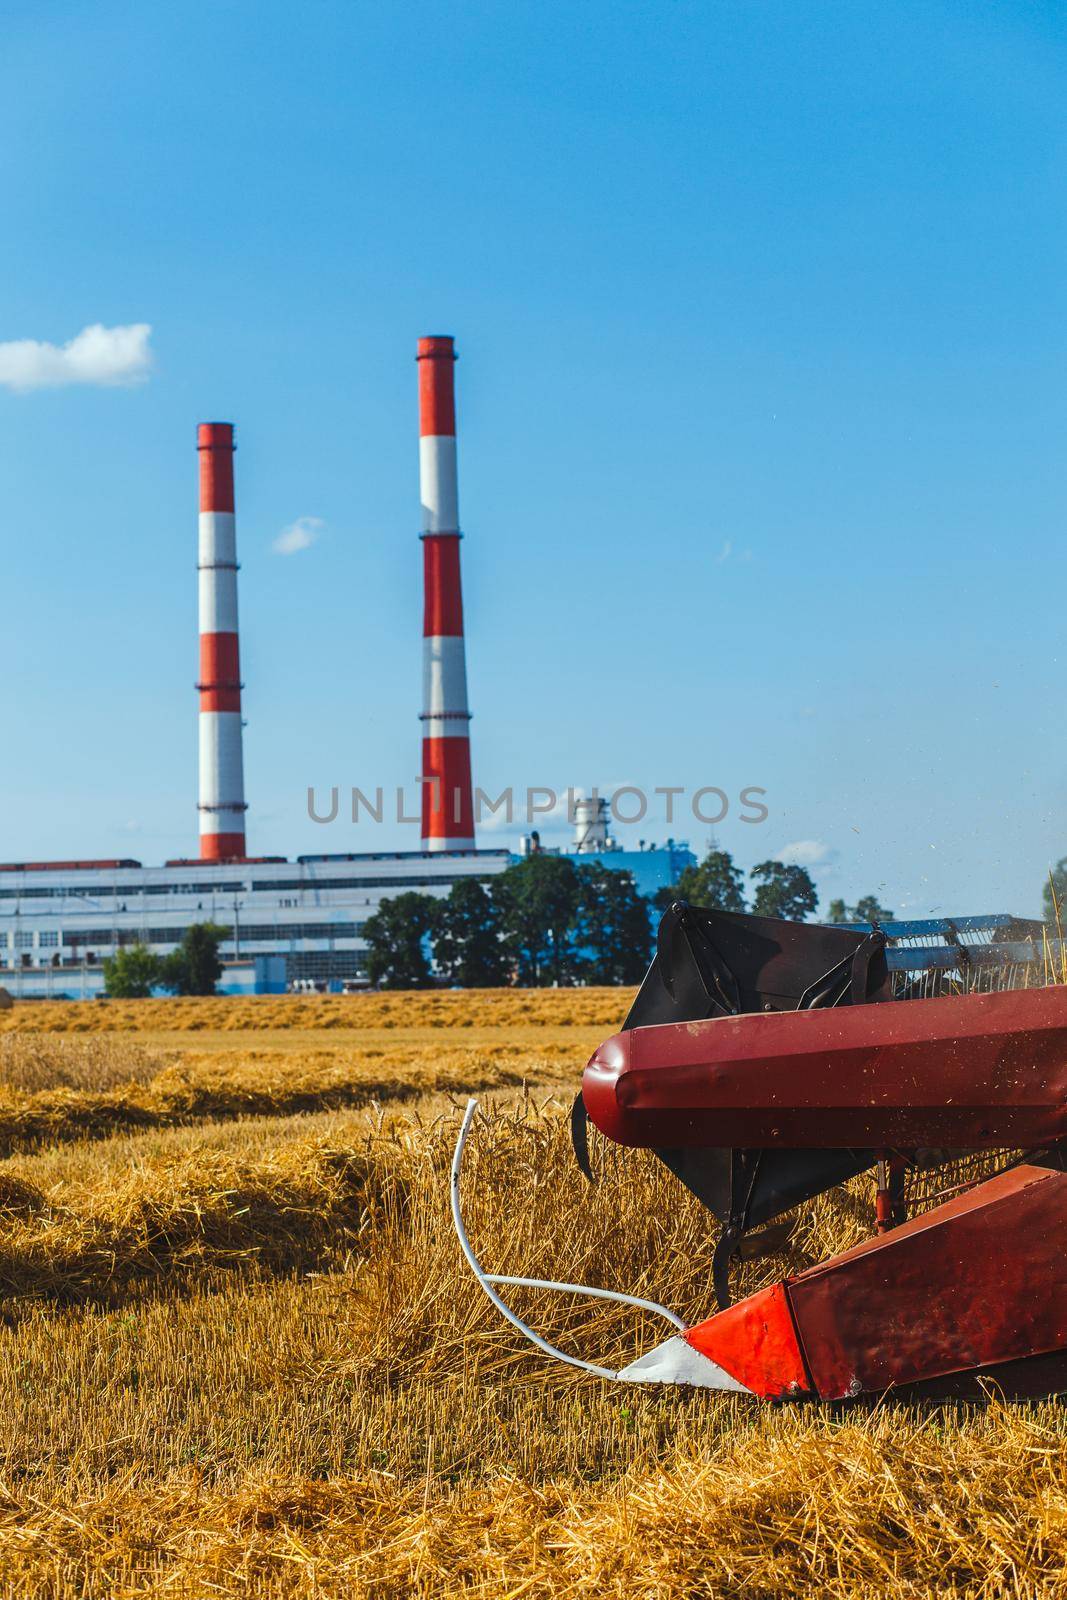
(197, 421, 247, 861)
(418, 336, 475, 851)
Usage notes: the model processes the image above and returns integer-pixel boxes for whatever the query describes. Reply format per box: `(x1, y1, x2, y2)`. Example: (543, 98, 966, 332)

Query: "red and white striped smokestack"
(418, 336, 475, 851)
(197, 422, 247, 861)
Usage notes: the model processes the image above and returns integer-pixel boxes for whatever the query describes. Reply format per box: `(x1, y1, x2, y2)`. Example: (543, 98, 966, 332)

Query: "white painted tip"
(616, 1335, 750, 1392)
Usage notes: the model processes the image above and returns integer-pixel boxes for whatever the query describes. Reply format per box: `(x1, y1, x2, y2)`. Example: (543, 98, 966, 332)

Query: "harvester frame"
(453, 902, 1067, 1401)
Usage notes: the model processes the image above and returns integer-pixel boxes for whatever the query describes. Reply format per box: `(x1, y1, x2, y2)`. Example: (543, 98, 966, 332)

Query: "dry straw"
(0, 987, 1059, 1595)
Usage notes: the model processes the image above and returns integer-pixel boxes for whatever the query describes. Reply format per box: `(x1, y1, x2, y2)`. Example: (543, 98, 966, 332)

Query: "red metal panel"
(0, 860, 142, 872)
(583, 987, 1067, 1151)
(417, 336, 456, 436)
(197, 422, 235, 512)
(422, 535, 464, 637)
(787, 1165, 1067, 1399)
(420, 735, 474, 842)
(685, 1282, 811, 1397)
(164, 857, 285, 867)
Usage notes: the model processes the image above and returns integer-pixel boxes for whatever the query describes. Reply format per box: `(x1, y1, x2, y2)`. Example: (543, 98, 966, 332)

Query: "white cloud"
(274, 516, 324, 555)
(0, 323, 152, 392)
(480, 785, 631, 835)
(478, 805, 513, 833)
(777, 839, 836, 867)
(714, 538, 753, 565)
(480, 789, 574, 833)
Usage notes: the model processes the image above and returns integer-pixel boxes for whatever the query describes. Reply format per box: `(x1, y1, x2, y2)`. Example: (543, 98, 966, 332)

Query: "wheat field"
(0, 990, 1062, 1596)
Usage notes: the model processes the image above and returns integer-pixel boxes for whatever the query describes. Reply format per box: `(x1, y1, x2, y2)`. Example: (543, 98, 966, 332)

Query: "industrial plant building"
(1, 338, 692, 999)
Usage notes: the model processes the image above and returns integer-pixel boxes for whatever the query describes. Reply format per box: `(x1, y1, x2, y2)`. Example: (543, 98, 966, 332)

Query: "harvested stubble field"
(0, 991, 1062, 1597)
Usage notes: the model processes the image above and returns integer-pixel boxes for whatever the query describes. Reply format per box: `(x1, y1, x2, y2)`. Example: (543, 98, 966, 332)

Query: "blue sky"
(2, 0, 1066, 916)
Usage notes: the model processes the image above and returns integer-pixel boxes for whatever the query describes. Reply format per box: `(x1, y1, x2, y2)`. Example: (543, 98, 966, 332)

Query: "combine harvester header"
(453, 904, 1067, 1401)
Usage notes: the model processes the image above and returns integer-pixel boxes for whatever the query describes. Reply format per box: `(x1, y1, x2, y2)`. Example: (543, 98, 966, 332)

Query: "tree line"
(103, 923, 225, 998)
(663, 849, 892, 924)
(363, 848, 896, 988)
(364, 856, 652, 988)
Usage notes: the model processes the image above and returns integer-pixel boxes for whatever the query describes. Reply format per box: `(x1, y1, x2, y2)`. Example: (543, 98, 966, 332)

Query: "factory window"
(38, 931, 59, 948)
(286, 951, 367, 982)
(0, 880, 254, 902)
(142, 881, 249, 896)
(239, 922, 363, 943)
(63, 922, 364, 947)
(251, 873, 491, 893)
(15, 931, 34, 949)
(0, 872, 496, 904)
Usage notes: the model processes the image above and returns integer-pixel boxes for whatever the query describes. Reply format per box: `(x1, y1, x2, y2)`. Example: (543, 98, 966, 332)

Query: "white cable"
(487, 1275, 686, 1326)
(450, 1096, 684, 1380)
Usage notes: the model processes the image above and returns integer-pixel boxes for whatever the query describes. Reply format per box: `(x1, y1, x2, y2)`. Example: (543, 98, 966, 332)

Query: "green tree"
(496, 854, 581, 986)
(163, 922, 226, 996)
(103, 943, 162, 999)
(750, 860, 818, 921)
(851, 894, 894, 924)
(677, 848, 747, 911)
(1044, 861, 1067, 924)
(825, 895, 895, 926)
(432, 879, 510, 987)
(656, 847, 746, 913)
(363, 892, 439, 988)
(573, 863, 653, 985)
